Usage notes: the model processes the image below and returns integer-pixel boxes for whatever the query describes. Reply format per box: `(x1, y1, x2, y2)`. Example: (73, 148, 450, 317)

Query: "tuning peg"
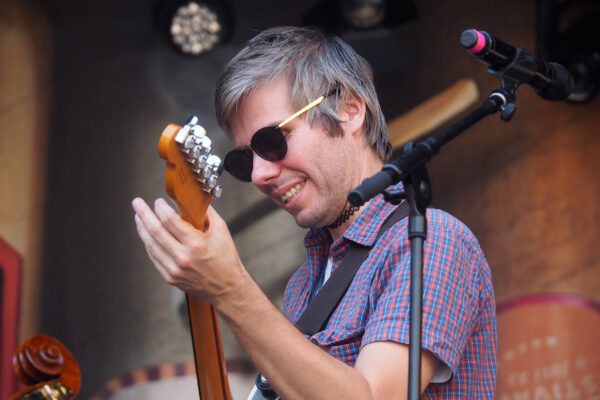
(185, 115, 199, 126)
(198, 136, 212, 149)
(206, 154, 221, 168)
(211, 185, 223, 198)
(190, 124, 206, 137)
(176, 124, 192, 146)
(192, 145, 207, 161)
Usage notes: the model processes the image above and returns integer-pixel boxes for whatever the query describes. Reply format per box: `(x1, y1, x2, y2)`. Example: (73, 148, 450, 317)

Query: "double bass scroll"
(10, 334, 81, 400)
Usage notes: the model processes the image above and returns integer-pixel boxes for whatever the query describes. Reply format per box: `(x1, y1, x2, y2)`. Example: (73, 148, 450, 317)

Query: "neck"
(327, 202, 364, 241)
(327, 150, 384, 241)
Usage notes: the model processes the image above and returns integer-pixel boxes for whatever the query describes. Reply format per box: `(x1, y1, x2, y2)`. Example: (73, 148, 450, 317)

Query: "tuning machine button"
(176, 124, 192, 146)
(190, 124, 206, 137)
(211, 185, 223, 198)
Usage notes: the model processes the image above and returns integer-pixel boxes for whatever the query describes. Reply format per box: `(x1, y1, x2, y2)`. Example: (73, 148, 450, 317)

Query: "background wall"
(1, 0, 598, 398)
(0, 0, 51, 343)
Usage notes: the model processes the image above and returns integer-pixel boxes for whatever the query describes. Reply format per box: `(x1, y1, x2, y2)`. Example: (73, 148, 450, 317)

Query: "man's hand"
(132, 197, 246, 303)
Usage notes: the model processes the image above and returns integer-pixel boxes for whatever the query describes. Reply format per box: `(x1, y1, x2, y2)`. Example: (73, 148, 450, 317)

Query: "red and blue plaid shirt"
(283, 190, 497, 398)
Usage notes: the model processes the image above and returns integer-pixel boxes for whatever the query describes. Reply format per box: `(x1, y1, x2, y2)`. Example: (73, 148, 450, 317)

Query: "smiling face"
(229, 78, 373, 230)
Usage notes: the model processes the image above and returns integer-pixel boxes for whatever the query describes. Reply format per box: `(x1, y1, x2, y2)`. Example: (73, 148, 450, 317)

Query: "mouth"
(280, 181, 306, 204)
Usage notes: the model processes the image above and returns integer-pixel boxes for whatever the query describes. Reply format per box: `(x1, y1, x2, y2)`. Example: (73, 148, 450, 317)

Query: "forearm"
(214, 275, 374, 400)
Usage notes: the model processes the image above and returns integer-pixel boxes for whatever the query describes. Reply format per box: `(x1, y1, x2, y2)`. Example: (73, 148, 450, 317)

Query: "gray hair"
(215, 26, 391, 160)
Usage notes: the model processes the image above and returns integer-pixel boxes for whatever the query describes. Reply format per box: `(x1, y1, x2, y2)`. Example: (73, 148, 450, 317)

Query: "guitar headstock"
(158, 116, 223, 230)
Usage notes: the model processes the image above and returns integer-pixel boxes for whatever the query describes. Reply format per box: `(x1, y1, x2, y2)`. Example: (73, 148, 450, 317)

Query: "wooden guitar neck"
(158, 119, 232, 400)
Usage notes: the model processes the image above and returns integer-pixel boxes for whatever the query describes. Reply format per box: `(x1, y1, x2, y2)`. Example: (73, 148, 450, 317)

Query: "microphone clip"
(489, 85, 518, 122)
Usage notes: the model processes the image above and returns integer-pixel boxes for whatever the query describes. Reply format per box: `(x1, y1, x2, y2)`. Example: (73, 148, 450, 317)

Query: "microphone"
(460, 28, 573, 101)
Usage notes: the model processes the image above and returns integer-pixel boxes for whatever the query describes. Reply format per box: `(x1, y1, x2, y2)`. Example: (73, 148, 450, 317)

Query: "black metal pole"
(407, 215, 425, 398)
(404, 169, 428, 400)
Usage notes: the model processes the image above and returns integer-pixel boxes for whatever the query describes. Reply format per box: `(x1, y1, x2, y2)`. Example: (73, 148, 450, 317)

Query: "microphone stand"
(348, 84, 518, 400)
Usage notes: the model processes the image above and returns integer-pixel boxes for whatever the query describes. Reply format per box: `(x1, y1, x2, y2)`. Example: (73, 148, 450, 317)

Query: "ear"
(338, 95, 366, 138)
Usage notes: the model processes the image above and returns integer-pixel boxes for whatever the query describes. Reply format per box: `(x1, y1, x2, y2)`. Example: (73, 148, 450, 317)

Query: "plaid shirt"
(283, 191, 497, 398)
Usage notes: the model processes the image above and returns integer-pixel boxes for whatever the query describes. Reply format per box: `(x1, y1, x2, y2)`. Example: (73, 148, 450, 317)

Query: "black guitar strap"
(250, 201, 410, 400)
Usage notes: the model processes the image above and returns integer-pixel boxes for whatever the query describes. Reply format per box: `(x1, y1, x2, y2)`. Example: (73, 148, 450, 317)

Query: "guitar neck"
(158, 121, 232, 400)
(187, 296, 232, 400)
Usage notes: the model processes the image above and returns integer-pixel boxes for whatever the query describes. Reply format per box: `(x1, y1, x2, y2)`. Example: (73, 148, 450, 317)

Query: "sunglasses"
(223, 89, 336, 182)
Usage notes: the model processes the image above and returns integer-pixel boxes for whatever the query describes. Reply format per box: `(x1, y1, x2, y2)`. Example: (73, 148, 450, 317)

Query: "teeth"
(280, 182, 304, 203)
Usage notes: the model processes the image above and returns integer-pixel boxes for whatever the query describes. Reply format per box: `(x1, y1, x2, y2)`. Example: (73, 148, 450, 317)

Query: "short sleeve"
(361, 208, 485, 377)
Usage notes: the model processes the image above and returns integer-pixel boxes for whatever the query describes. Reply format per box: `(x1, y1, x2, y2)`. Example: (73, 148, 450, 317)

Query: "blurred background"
(1, 0, 599, 398)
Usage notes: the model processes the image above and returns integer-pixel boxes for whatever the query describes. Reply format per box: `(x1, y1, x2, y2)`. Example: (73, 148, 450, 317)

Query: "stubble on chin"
(291, 200, 346, 230)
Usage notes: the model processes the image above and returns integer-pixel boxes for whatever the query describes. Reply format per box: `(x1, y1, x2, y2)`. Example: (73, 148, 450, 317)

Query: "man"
(132, 26, 496, 399)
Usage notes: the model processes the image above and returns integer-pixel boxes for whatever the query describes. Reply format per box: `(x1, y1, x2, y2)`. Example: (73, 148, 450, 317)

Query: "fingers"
(133, 197, 250, 303)
(132, 197, 185, 280)
(152, 198, 196, 242)
(134, 213, 174, 282)
(133, 198, 183, 248)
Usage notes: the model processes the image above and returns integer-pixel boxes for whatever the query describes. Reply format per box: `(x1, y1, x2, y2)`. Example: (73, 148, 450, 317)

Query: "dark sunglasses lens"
(251, 127, 287, 161)
(224, 148, 253, 182)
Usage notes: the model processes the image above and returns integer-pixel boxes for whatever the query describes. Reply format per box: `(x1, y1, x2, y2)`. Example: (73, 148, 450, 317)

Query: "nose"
(251, 152, 281, 185)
